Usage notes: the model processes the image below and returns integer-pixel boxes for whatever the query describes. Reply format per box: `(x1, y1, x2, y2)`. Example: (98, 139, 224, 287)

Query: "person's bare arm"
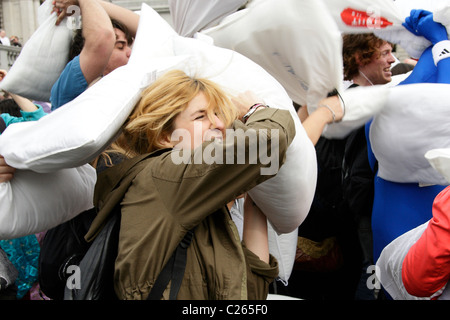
(243, 195, 269, 264)
(301, 95, 343, 145)
(97, 0, 140, 39)
(53, 0, 115, 85)
(9, 93, 37, 112)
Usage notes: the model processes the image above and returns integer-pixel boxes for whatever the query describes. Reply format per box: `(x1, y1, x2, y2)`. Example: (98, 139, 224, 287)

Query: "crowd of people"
(0, 0, 449, 301)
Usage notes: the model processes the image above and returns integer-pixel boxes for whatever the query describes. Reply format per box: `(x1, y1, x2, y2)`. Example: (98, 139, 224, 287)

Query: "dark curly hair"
(342, 33, 393, 81)
(68, 19, 133, 61)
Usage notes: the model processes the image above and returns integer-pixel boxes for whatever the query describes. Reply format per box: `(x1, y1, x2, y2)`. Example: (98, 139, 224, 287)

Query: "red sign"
(341, 8, 393, 28)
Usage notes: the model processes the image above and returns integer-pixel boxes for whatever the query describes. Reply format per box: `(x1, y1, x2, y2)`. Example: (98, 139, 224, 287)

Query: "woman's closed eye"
(193, 110, 207, 120)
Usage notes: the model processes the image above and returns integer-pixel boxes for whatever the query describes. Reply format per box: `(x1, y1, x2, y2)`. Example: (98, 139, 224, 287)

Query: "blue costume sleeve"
(436, 54, 450, 84)
(401, 9, 449, 85)
(50, 55, 88, 111)
(400, 47, 437, 85)
(402, 10, 448, 45)
(364, 119, 376, 172)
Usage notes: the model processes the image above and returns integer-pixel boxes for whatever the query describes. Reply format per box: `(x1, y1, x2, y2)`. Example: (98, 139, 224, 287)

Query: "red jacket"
(402, 185, 450, 298)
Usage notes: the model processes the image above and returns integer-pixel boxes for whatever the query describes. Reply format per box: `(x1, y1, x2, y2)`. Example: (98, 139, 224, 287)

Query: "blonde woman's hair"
(114, 69, 238, 158)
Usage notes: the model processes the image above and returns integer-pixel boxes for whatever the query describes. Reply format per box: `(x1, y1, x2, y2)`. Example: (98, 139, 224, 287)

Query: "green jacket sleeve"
(151, 107, 296, 230)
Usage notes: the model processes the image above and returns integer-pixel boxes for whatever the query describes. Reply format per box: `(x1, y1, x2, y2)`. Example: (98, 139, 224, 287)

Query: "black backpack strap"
(147, 229, 194, 300)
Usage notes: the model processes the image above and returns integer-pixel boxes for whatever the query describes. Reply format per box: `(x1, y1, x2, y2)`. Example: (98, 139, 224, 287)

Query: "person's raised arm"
(97, 0, 140, 39)
(300, 95, 344, 145)
(9, 93, 37, 112)
(53, 0, 115, 84)
(243, 194, 269, 263)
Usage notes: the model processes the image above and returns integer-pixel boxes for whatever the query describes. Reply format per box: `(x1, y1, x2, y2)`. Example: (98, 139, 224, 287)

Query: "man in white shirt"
(0, 30, 10, 46)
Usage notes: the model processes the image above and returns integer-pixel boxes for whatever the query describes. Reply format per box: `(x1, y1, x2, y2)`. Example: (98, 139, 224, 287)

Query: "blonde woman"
(84, 69, 294, 300)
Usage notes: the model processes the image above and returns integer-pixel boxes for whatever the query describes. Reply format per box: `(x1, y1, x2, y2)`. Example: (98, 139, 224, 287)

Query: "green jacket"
(85, 107, 296, 300)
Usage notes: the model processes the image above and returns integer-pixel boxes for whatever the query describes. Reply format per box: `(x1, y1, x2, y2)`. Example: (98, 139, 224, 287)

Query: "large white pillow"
(320, 73, 412, 139)
(376, 221, 430, 300)
(162, 8, 317, 285)
(370, 83, 450, 186)
(168, 0, 247, 37)
(323, 0, 448, 59)
(169, 30, 317, 235)
(0, 164, 96, 240)
(0, 0, 73, 102)
(0, 55, 189, 172)
(201, 0, 344, 108)
(0, 3, 182, 173)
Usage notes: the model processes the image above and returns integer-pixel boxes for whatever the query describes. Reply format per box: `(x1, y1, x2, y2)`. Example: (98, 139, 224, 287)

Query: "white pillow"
(201, 0, 344, 108)
(319, 73, 412, 139)
(168, 0, 247, 37)
(0, 56, 190, 172)
(323, 0, 433, 59)
(0, 0, 73, 102)
(168, 33, 317, 234)
(267, 227, 298, 284)
(370, 83, 450, 186)
(320, 84, 389, 139)
(376, 221, 430, 300)
(0, 164, 96, 240)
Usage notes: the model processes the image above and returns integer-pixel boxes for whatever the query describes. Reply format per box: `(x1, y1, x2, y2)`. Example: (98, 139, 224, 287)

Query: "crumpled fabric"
(0, 235, 40, 299)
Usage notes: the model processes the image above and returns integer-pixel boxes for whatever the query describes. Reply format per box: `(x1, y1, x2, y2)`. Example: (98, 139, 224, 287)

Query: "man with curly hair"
(343, 33, 396, 86)
(292, 33, 396, 300)
(341, 33, 396, 299)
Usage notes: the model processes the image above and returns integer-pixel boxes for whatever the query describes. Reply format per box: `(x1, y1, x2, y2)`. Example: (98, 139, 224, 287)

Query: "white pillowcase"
(375, 221, 430, 300)
(0, 164, 96, 240)
(324, 0, 449, 59)
(201, 0, 344, 108)
(0, 0, 73, 102)
(168, 0, 247, 37)
(370, 83, 450, 186)
(170, 28, 317, 235)
(0, 56, 190, 172)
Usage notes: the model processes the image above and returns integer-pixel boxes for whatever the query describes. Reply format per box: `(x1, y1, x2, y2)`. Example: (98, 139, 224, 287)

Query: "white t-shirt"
(0, 36, 10, 46)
